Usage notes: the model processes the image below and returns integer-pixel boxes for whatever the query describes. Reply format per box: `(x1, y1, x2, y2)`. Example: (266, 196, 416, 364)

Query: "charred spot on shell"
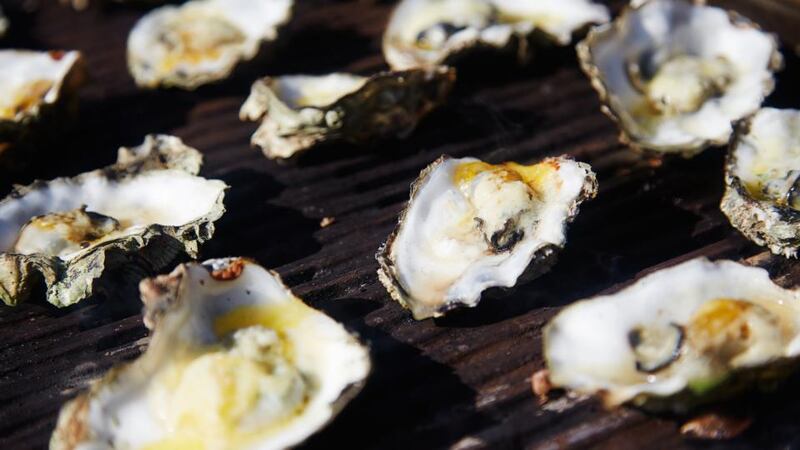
(209, 258, 246, 281)
(531, 369, 552, 405)
(140, 272, 183, 330)
(628, 322, 685, 374)
(680, 413, 752, 440)
(54, 394, 90, 450)
(489, 217, 525, 253)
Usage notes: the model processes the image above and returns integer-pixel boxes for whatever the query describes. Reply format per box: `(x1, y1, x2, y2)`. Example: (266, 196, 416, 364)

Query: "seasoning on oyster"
(0, 135, 227, 307)
(127, 0, 293, 89)
(577, 0, 781, 155)
(383, 0, 609, 70)
(51, 258, 371, 450)
(377, 155, 597, 320)
(0, 50, 86, 169)
(544, 257, 800, 412)
(721, 108, 800, 257)
(240, 67, 455, 159)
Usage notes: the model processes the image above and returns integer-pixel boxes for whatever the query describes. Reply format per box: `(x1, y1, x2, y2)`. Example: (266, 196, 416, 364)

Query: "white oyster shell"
(128, 0, 293, 89)
(0, 50, 84, 125)
(578, 0, 781, 155)
(377, 155, 597, 320)
(383, 0, 609, 70)
(51, 258, 370, 450)
(545, 257, 800, 411)
(240, 67, 455, 159)
(721, 108, 800, 257)
(0, 135, 227, 307)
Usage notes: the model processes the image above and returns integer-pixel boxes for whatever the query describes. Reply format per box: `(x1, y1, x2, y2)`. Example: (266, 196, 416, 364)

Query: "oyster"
(0, 50, 86, 169)
(240, 67, 455, 159)
(377, 155, 597, 320)
(383, 0, 609, 70)
(127, 0, 293, 89)
(51, 258, 371, 450)
(544, 257, 800, 412)
(577, 0, 781, 155)
(721, 108, 800, 257)
(0, 135, 227, 307)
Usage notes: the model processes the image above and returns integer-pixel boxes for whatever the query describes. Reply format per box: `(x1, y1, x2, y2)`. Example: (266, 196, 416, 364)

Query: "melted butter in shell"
(144, 303, 314, 450)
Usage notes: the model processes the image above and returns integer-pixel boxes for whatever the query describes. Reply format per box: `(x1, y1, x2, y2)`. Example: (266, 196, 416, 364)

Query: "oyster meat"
(240, 67, 455, 159)
(51, 258, 371, 450)
(0, 50, 86, 168)
(377, 155, 597, 320)
(544, 257, 800, 412)
(383, 0, 609, 70)
(128, 0, 293, 89)
(721, 108, 800, 257)
(578, 0, 781, 155)
(0, 135, 227, 307)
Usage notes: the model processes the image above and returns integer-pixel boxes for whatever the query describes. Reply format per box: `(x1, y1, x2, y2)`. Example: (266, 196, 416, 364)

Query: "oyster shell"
(383, 0, 609, 70)
(377, 155, 597, 320)
(127, 0, 293, 89)
(721, 108, 800, 257)
(544, 257, 800, 412)
(51, 257, 371, 450)
(0, 50, 86, 169)
(0, 135, 227, 307)
(577, 0, 781, 155)
(240, 67, 455, 159)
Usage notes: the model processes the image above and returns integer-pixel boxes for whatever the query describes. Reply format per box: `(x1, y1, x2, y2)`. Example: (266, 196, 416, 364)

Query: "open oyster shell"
(721, 108, 800, 257)
(128, 0, 293, 89)
(377, 155, 597, 320)
(240, 67, 455, 159)
(544, 257, 800, 412)
(0, 50, 86, 170)
(0, 135, 227, 307)
(577, 0, 781, 155)
(51, 257, 371, 450)
(383, 0, 609, 70)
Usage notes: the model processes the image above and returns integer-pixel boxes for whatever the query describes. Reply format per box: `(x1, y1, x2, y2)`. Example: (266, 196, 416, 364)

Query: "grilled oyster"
(577, 0, 781, 155)
(240, 67, 455, 159)
(544, 257, 800, 412)
(0, 50, 86, 170)
(377, 155, 597, 320)
(51, 258, 371, 450)
(721, 108, 800, 257)
(383, 0, 609, 70)
(128, 0, 293, 89)
(0, 135, 227, 307)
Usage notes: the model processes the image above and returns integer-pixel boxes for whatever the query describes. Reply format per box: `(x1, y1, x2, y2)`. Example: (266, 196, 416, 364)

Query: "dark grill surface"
(3, 1, 800, 449)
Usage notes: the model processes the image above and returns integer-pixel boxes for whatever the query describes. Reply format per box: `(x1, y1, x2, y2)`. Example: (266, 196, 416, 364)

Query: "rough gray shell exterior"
(240, 67, 456, 159)
(0, 135, 227, 307)
(721, 123, 800, 258)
